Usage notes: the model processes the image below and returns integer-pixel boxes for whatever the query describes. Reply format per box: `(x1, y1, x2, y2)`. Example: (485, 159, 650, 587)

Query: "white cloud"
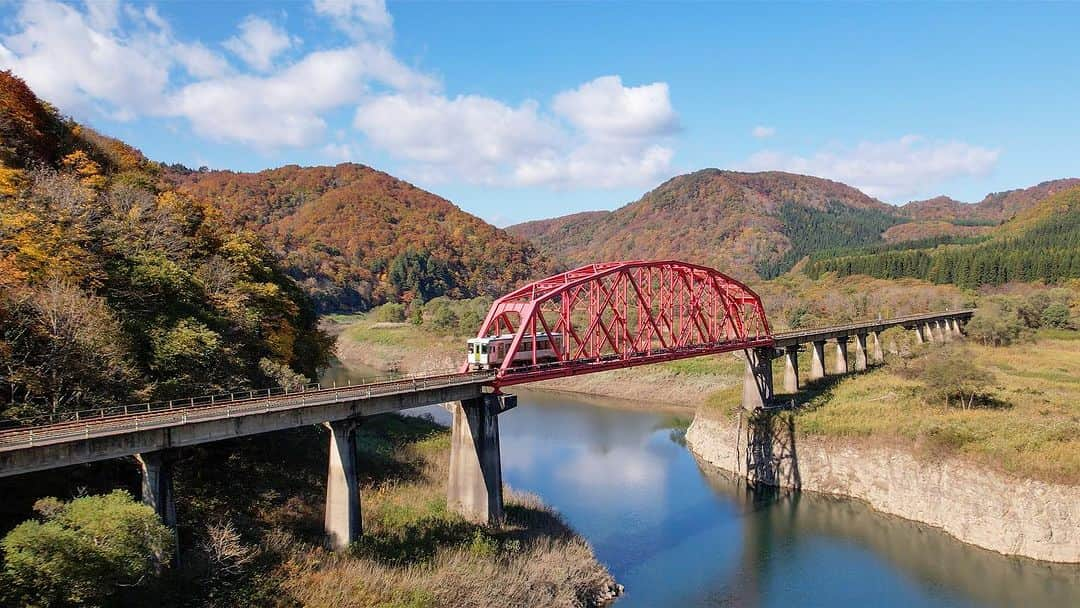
(553, 75, 678, 140)
(354, 76, 678, 189)
(322, 142, 357, 162)
(354, 93, 562, 177)
(742, 135, 1000, 200)
(751, 125, 776, 138)
(171, 44, 434, 148)
(313, 0, 392, 38)
(0, 1, 679, 190)
(223, 16, 297, 72)
(0, 1, 172, 117)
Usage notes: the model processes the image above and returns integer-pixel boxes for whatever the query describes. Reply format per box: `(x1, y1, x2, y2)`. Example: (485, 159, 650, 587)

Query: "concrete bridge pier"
(135, 451, 177, 529)
(951, 318, 963, 336)
(934, 320, 946, 342)
(834, 338, 850, 374)
(913, 325, 925, 344)
(782, 346, 800, 393)
(448, 394, 516, 524)
(854, 333, 868, 371)
(923, 322, 936, 343)
(135, 450, 178, 563)
(741, 348, 776, 411)
(809, 340, 826, 382)
(871, 331, 884, 363)
(324, 419, 361, 551)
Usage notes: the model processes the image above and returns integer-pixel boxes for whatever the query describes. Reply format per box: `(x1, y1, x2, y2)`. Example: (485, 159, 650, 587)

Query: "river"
(324, 365, 1080, 606)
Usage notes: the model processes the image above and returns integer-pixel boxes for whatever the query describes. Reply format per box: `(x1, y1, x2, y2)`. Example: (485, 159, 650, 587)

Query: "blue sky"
(2, 1, 1078, 225)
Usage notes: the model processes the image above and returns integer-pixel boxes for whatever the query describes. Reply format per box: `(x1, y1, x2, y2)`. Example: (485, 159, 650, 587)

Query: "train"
(467, 333, 563, 370)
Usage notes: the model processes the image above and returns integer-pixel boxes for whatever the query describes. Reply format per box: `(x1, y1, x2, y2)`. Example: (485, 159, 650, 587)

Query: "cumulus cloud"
(552, 75, 678, 140)
(742, 135, 1000, 200)
(171, 44, 434, 148)
(312, 0, 393, 38)
(223, 16, 297, 72)
(354, 75, 679, 189)
(0, 1, 182, 117)
(751, 125, 776, 138)
(0, 1, 679, 189)
(354, 93, 563, 181)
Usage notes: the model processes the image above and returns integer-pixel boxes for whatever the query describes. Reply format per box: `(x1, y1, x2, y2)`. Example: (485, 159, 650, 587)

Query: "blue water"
(491, 390, 1080, 608)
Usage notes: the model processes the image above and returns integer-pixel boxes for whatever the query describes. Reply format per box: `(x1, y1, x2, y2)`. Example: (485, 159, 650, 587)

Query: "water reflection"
(495, 390, 1080, 608)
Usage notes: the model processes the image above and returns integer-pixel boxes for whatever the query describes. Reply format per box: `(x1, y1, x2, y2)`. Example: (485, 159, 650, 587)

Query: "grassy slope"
(791, 332, 1079, 484)
(701, 329, 1080, 485)
(175, 415, 616, 608)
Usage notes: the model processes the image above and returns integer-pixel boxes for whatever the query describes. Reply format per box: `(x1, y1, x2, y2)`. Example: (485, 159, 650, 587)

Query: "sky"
(1, 1, 1078, 226)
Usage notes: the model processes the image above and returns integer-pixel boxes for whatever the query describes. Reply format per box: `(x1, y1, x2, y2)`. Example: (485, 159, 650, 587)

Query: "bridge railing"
(0, 368, 483, 437)
(772, 309, 976, 342)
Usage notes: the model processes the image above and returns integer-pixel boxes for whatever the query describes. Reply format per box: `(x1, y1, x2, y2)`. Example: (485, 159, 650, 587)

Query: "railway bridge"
(0, 260, 974, 550)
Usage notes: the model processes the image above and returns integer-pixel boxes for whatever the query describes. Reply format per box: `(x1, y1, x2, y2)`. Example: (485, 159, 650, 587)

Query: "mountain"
(507, 169, 905, 279)
(173, 163, 554, 313)
(807, 185, 1080, 288)
(899, 179, 1080, 223)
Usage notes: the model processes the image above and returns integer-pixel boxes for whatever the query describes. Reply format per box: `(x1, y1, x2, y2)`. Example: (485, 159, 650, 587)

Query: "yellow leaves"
(61, 150, 106, 190)
(0, 167, 26, 197)
(0, 195, 98, 288)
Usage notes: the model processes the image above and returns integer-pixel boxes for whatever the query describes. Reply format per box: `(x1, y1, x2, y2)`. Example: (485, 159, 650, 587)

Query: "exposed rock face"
(686, 412, 1080, 563)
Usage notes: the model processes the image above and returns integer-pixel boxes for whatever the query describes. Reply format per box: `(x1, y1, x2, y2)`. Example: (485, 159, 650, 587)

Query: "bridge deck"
(0, 310, 973, 477)
(772, 309, 975, 348)
(0, 372, 492, 477)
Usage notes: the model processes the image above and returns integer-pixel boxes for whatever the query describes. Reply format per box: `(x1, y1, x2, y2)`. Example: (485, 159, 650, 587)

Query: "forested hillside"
(175, 164, 555, 312)
(899, 179, 1080, 223)
(0, 71, 330, 422)
(807, 186, 1080, 288)
(508, 169, 905, 279)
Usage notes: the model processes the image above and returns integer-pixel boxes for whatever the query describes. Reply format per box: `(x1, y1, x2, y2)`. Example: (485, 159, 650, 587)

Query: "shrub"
(1, 490, 174, 607)
(1041, 302, 1071, 329)
(372, 302, 407, 323)
(965, 297, 1030, 346)
(914, 346, 998, 409)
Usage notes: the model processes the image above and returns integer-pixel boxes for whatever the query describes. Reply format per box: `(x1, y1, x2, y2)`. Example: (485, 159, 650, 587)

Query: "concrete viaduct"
(0, 260, 974, 551)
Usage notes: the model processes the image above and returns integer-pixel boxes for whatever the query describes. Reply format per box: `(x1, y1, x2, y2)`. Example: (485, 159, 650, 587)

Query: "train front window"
(481, 344, 488, 354)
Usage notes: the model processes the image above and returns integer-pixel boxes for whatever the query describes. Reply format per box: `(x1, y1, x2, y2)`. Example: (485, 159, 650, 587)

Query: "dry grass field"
(777, 331, 1080, 484)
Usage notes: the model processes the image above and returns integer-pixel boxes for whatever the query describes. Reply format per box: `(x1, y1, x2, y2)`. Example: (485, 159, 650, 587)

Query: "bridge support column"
(871, 331, 884, 363)
(933, 320, 946, 342)
(809, 340, 826, 381)
(324, 419, 361, 551)
(834, 338, 849, 374)
(742, 348, 775, 411)
(913, 326, 925, 345)
(782, 346, 800, 393)
(854, 333, 868, 371)
(448, 394, 515, 524)
(952, 318, 963, 337)
(923, 322, 936, 343)
(135, 450, 178, 565)
(135, 451, 177, 529)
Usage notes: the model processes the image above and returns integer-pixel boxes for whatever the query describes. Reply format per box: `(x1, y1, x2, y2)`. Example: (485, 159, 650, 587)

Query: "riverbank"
(170, 414, 619, 607)
(686, 412, 1080, 563)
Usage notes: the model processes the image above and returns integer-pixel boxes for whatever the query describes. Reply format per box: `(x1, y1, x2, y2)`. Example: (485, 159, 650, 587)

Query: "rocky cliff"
(686, 412, 1080, 563)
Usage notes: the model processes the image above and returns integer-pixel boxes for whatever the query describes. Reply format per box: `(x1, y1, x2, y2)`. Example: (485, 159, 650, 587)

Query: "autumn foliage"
(0, 71, 330, 421)
(175, 164, 556, 312)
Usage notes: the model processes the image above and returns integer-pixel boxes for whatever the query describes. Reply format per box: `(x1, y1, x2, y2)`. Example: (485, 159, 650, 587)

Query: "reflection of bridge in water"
(693, 459, 1080, 608)
(0, 260, 974, 551)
